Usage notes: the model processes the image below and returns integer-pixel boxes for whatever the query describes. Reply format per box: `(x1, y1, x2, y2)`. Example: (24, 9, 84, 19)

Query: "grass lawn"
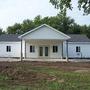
(0, 61, 89, 90)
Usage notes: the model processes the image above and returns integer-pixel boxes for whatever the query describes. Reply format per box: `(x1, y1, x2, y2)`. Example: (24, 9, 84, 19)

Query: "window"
(30, 46, 35, 53)
(6, 46, 11, 52)
(53, 46, 58, 53)
(76, 46, 80, 52)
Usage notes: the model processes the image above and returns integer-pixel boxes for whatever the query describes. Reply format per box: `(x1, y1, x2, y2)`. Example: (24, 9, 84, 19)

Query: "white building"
(0, 24, 90, 61)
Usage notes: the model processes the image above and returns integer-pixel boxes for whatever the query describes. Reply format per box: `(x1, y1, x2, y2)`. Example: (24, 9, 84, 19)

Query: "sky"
(0, 0, 90, 30)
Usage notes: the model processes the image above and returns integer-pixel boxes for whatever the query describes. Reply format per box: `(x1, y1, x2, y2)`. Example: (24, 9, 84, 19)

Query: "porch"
(21, 39, 68, 61)
(19, 24, 70, 61)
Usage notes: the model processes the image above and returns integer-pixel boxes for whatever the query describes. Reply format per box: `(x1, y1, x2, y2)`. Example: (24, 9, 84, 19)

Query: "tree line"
(0, 13, 90, 38)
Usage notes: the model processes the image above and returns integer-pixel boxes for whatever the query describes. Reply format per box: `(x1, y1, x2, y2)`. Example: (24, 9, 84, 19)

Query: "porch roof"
(19, 24, 70, 40)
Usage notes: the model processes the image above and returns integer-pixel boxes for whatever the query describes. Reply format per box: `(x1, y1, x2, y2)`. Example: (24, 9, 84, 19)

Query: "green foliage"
(0, 74, 9, 80)
(6, 13, 90, 38)
(7, 23, 22, 34)
(78, 0, 90, 15)
(50, 0, 90, 15)
(6, 13, 75, 34)
(0, 28, 6, 35)
(21, 19, 35, 33)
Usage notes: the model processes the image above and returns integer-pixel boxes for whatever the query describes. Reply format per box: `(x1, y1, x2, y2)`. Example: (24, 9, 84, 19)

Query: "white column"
(20, 39, 23, 61)
(61, 41, 63, 59)
(24, 41, 26, 59)
(66, 40, 68, 61)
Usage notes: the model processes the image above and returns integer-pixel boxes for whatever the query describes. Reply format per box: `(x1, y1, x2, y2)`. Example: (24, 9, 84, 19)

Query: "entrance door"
(39, 46, 49, 58)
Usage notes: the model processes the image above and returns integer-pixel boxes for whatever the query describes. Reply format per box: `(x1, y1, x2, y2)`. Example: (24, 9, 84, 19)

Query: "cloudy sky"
(0, 0, 90, 30)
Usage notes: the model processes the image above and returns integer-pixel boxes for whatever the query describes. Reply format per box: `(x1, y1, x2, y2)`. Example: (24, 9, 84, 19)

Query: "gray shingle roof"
(0, 34, 20, 42)
(68, 34, 90, 42)
(0, 34, 90, 42)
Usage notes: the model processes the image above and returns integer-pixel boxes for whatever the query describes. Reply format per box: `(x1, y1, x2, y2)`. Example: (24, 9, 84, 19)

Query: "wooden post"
(21, 39, 23, 61)
(66, 40, 68, 62)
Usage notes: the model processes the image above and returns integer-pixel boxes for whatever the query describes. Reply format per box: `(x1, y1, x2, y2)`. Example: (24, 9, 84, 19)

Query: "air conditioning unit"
(76, 52, 81, 56)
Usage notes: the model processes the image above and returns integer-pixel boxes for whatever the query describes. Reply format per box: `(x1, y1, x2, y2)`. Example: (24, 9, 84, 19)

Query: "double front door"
(39, 46, 49, 57)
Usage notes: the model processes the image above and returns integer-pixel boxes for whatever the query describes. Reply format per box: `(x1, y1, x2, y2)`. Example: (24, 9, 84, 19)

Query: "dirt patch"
(74, 69, 90, 73)
(0, 61, 90, 72)
(0, 65, 56, 84)
(25, 61, 90, 71)
(0, 61, 90, 84)
(58, 79, 64, 83)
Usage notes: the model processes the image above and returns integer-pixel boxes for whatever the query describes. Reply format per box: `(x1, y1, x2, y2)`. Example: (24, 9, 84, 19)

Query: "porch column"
(66, 40, 68, 62)
(61, 41, 63, 59)
(24, 41, 26, 59)
(21, 39, 23, 61)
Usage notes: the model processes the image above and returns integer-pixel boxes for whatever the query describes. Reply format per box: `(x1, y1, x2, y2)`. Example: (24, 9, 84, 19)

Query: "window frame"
(30, 45, 35, 53)
(76, 46, 80, 52)
(53, 46, 58, 53)
(6, 46, 11, 52)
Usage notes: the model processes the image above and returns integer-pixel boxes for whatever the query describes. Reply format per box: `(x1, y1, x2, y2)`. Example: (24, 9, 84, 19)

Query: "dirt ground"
(0, 61, 90, 84)
(0, 61, 90, 71)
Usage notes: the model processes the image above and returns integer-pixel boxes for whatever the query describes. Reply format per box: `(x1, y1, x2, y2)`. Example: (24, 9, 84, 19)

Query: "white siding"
(24, 41, 90, 59)
(22, 26, 69, 40)
(68, 42, 90, 58)
(50, 44, 62, 58)
(26, 43, 38, 58)
(25, 40, 63, 59)
(0, 42, 21, 57)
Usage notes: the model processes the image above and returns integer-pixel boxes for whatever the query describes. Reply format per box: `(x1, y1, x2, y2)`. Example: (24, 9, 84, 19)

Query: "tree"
(0, 28, 3, 35)
(6, 14, 75, 34)
(7, 23, 22, 34)
(50, 0, 90, 15)
(70, 23, 81, 34)
(52, 13, 75, 33)
(21, 19, 35, 33)
(0, 28, 5, 35)
(86, 25, 90, 38)
(6, 14, 90, 38)
(34, 15, 42, 27)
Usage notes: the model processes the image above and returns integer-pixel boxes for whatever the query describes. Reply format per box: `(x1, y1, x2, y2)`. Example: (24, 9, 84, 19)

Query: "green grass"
(0, 62, 89, 90)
